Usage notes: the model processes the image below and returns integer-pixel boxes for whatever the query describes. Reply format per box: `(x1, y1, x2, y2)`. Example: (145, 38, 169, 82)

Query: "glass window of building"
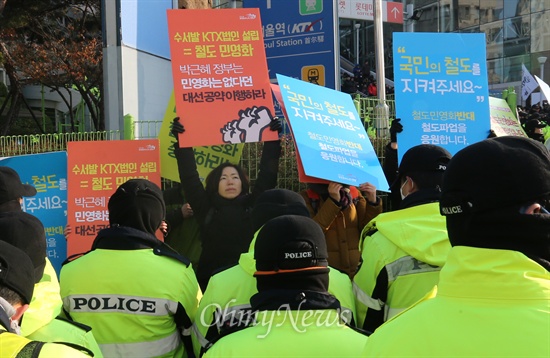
(458, 0, 480, 29)
(531, 10, 550, 53)
(504, 54, 531, 83)
(505, 0, 530, 17)
(532, 0, 550, 13)
(481, 20, 504, 59)
(503, 15, 530, 57)
(480, 0, 504, 24)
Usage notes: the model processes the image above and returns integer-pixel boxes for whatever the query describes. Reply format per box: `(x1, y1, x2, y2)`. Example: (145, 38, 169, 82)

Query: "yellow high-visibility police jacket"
(22, 258, 103, 357)
(60, 226, 202, 358)
(353, 202, 451, 332)
(0, 330, 93, 358)
(193, 234, 357, 357)
(363, 247, 550, 357)
(203, 293, 367, 358)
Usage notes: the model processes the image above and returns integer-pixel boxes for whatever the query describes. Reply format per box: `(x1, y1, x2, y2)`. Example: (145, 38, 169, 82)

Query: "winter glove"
(269, 116, 283, 133)
(338, 187, 353, 210)
(171, 117, 185, 148)
(389, 118, 403, 143)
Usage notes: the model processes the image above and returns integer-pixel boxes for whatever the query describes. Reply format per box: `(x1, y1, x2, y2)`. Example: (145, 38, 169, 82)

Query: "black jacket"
(175, 140, 281, 290)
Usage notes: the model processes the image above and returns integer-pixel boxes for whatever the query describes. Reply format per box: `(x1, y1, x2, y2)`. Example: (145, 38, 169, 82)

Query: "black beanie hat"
(0, 166, 37, 205)
(440, 137, 550, 217)
(0, 212, 46, 283)
(390, 144, 452, 191)
(254, 215, 329, 275)
(108, 179, 165, 235)
(0, 241, 35, 304)
(251, 189, 310, 233)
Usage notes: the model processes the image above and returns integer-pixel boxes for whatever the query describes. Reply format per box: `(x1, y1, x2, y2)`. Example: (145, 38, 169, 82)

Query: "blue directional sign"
(393, 33, 490, 163)
(244, 0, 339, 118)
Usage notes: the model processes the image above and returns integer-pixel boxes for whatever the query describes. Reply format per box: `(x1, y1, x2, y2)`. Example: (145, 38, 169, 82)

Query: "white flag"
(521, 64, 538, 100)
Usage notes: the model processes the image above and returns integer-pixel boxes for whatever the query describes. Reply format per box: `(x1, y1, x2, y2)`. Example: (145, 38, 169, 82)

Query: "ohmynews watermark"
(200, 299, 352, 338)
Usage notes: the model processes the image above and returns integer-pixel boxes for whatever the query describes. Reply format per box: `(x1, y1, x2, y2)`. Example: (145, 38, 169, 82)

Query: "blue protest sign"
(0, 152, 68, 275)
(393, 32, 490, 162)
(277, 74, 389, 190)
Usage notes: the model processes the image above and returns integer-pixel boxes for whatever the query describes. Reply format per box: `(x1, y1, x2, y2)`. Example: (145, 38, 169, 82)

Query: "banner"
(393, 33, 490, 163)
(159, 92, 244, 184)
(535, 75, 550, 103)
(67, 140, 161, 256)
(0, 152, 67, 275)
(167, 8, 277, 147)
(489, 97, 527, 137)
(276, 74, 389, 191)
(521, 63, 538, 101)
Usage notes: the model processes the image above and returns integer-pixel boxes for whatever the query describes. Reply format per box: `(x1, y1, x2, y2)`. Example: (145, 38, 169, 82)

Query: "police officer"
(363, 136, 550, 357)
(0, 210, 102, 356)
(353, 144, 453, 332)
(60, 179, 201, 357)
(193, 189, 357, 357)
(204, 215, 368, 357)
(0, 241, 92, 357)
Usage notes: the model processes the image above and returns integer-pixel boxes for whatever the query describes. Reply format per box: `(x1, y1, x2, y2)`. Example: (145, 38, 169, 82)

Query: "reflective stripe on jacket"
(353, 202, 451, 332)
(363, 247, 550, 357)
(60, 230, 201, 358)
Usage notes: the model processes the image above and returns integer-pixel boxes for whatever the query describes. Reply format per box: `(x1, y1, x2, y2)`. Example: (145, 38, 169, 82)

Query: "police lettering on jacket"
(70, 296, 156, 313)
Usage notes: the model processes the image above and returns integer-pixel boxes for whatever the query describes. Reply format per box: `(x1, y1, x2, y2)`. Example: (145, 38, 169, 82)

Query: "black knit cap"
(0, 241, 35, 304)
(254, 215, 329, 275)
(440, 137, 550, 216)
(524, 119, 546, 133)
(0, 211, 46, 283)
(108, 179, 166, 235)
(391, 144, 452, 190)
(251, 189, 310, 233)
(0, 166, 37, 204)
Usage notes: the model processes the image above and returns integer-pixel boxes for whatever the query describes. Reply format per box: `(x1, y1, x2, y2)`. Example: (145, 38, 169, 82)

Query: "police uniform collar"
(92, 225, 160, 250)
(400, 188, 441, 209)
(0, 303, 13, 333)
(92, 226, 191, 267)
(250, 289, 340, 312)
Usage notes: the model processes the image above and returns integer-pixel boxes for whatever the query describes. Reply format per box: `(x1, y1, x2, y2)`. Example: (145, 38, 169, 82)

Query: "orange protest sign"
(167, 8, 278, 147)
(67, 140, 162, 256)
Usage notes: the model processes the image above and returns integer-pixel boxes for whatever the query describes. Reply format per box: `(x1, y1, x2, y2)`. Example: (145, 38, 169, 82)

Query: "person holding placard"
(192, 188, 358, 357)
(172, 116, 282, 291)
(300, 181, 382, 278)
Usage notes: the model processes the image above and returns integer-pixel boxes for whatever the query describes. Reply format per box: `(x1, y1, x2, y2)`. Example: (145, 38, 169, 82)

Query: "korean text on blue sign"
(0, 152, 68, 275)
(276, 73, 389, 190)
(393, 32, 490, 162)
(244, 0, 338, 119)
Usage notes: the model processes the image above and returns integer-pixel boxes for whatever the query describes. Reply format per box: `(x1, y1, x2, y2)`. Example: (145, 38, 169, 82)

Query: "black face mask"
(448, 210, 550, 271)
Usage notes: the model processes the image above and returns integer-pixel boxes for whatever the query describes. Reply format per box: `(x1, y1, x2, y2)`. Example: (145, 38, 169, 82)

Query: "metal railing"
(0, 96, 392, 196)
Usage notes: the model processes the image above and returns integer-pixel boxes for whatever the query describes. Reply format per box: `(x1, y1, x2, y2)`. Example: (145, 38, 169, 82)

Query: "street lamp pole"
(355, 23, 361, 65)
(373, 0, 389, 138)
(538, 56, 547, 106)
